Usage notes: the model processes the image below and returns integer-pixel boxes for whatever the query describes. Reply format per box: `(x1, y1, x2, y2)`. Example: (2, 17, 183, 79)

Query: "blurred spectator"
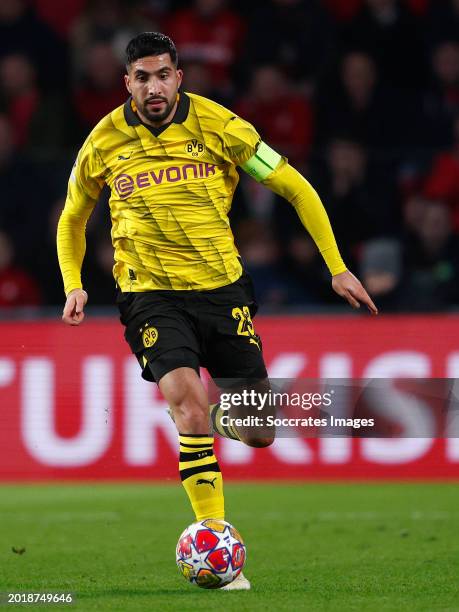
(70, 0, 153, 79)
(244, 0, 335, 85)
(234, 65, 313, 169)
(166, 0, 246, 97)
(323, 0, 364, 22)
(281, 232, 331, 306)
(84, 233, 117, 305)
(0, 113, 54, 266)
(324, 0, 429, 22)
(141, 0, 175, 21)
(182, 61, 227, 105)
(0, 0, 68, 90)
(400, 200, 459, 310)
(422, 41, 459, 149)
(233, 176, 278, 251)
(432, 41, 459, 111)
(315, 51, 413, 154)
(402, 194, 429, 234)
(341, 0, 426, 89)
(359, 238, 402, 310)
(425, 0, 459, 49)
(406, 0, 430, 16)
(0, 53, 38, 148)
(182, 62, 212, 97)
(0, 0, 456, 312)
(33, 0, 86, 37)
(236, 219, 290, 310)
(73, 41, 126, 129)
(0, 53, 80, 153)
(310, 137, 400, 266)
(0, 230, 41, 307)
(34, 197, 67, 305)
(423, 114, 459, 231)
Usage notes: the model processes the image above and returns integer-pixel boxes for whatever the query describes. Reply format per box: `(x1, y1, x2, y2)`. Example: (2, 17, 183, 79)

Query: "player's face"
(125, 54, 183, 126)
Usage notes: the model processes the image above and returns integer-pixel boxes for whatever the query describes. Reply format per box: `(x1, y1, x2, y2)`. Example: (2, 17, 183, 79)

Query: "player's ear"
(176, 68, 183, 89)
(124, 73, 132, 94)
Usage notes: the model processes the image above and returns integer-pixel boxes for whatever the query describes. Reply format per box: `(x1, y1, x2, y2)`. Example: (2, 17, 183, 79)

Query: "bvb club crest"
(185, 139, 205, 158)
(142, 325, 158, 348)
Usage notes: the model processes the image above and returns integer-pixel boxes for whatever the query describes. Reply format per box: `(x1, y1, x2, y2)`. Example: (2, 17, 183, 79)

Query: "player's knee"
(173, 399, 206, 421)
(172, 399, 208, 429)
(243, 435, 274, 448)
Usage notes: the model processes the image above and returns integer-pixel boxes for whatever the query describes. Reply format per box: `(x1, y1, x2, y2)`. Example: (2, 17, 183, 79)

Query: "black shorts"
(116, 272, 267, 384)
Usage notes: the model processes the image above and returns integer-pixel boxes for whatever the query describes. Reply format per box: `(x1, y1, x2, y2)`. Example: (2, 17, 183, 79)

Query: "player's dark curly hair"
(126, 32, 178, 67)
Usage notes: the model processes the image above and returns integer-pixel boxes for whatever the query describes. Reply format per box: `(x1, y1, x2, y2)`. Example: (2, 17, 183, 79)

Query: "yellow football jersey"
(59, 92, 261, 293)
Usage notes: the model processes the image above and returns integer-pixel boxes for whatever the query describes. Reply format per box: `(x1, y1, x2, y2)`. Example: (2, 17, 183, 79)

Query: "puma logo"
(118, 153, 131, 160)
(196, 477, 217, 488)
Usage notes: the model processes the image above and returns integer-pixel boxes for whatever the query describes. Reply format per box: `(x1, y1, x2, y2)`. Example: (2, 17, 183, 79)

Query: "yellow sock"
(179, 434, 225, 521)
(209, 403, 241, 441)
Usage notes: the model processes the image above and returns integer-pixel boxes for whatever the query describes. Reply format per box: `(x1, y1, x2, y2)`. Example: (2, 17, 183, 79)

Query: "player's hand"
(62, 288, 88, 326)
(332, 270, 378, 315)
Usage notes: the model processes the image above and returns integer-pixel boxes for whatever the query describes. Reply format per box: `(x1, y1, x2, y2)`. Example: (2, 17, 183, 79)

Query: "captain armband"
(240, 141, 282, 182)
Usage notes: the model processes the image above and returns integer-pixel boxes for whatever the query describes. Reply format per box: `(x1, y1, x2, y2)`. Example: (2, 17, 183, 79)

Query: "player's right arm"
(221, 114, 377, 314)
(249, 150, 377, 314)
(57, 136, 104, 325)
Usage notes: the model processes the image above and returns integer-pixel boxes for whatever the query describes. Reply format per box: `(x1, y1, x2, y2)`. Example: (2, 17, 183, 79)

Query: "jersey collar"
(123, 92, 190, 136)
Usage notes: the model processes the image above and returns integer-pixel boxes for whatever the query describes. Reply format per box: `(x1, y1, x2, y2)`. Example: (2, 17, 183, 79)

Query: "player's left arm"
(240, 142, 378, 315)
(57, 135, 105, 324)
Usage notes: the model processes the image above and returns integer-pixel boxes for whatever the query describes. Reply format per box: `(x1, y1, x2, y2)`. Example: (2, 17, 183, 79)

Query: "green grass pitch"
(0, 483, 458, 611)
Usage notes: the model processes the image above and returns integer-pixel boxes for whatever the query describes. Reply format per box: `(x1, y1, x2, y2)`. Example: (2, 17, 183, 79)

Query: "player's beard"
(141, 94, 177, 125)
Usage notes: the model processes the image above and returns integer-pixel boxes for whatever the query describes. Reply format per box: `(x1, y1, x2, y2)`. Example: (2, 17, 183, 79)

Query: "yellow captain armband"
(241, 141, 282, 181)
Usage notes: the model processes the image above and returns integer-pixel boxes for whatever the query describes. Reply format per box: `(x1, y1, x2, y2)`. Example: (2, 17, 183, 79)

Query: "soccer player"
(57, 32, 377, 590)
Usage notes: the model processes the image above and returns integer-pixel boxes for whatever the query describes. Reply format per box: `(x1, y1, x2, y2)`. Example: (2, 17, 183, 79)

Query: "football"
(176, 519, 246, 589)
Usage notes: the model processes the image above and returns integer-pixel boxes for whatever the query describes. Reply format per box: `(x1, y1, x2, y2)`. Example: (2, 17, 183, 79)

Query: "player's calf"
(210, 401, 275, 447)
(159, 368, 225, 522)
(238, 434, 274, 448)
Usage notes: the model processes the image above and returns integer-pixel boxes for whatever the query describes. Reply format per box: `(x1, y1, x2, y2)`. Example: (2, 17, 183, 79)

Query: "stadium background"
(0, 0, 458, 477)
(0, 2, 458, 609)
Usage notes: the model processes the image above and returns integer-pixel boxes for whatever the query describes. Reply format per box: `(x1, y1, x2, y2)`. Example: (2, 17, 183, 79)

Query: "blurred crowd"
(0, 0, 459, 312)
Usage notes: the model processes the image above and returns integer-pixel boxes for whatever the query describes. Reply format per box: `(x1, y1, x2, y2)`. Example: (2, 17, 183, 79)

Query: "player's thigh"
(199, 276, 274, 442)
(201, 275, 268, 384)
